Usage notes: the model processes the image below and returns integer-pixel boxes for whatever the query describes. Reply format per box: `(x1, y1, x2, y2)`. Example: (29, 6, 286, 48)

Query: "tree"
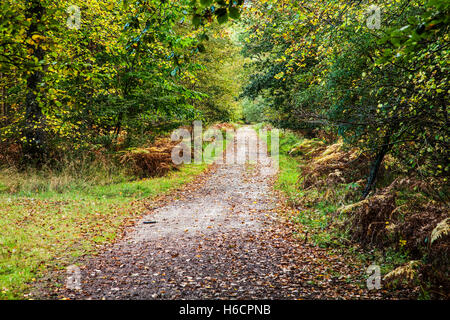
(241, 0, 449, 195)
(23, 0, 47, 164)
(0, 0, 246, 164)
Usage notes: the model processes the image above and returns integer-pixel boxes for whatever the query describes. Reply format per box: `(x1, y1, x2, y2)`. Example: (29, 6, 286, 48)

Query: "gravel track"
(53, 127, 411, 300)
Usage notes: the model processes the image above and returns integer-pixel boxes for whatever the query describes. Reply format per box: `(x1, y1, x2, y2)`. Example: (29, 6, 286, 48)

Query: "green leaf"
(229, 7, 240, 19)
(197, 44, 206, 53)
(200, 0, 213, 7)
(192, 14, 201, 27)
(216, 10, 228, 24)
(170, 66, 179, 77)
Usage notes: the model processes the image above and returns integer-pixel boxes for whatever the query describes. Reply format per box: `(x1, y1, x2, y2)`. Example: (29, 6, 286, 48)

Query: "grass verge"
(0, 163, 208, 299)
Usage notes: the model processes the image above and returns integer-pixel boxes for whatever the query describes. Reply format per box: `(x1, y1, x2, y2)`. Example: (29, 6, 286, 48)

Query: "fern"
(431, 217, 450, 245)
(383, 260, 422, 284)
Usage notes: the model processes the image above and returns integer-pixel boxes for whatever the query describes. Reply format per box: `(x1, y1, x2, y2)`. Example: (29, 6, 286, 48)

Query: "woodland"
(0, 0, 448, 300)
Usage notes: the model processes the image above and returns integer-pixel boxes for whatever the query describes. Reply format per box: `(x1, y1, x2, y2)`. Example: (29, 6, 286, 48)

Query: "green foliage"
(241, 0, 449, 184)
(0, 0, 245, 164)
(187, 26, 245, 123)
(242, 98, 266, 123)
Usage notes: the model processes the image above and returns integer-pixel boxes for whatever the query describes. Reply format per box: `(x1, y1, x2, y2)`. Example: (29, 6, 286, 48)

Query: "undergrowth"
(256, 123, 449, 299)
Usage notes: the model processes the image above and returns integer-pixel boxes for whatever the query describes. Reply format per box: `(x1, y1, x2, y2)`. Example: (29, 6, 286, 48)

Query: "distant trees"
(241, 0, 449, 195)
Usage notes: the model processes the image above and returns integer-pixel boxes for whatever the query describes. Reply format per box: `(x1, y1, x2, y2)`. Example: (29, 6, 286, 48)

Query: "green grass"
(275, 154, 302, 205)
(0, 163, 208, 299)
(254, 124, 347, 247)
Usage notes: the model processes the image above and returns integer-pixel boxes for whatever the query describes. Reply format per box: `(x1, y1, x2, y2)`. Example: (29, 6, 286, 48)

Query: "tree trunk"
(362, 135, 391, 199)
(114, 112, 123, 137)
(22, 0, 46, 165)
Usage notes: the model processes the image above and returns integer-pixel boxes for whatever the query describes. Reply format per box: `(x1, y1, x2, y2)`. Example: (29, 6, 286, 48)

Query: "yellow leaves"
(275, 55, 288, 64)
(31, 34, 46, 42)
(274, 71, 285, 80)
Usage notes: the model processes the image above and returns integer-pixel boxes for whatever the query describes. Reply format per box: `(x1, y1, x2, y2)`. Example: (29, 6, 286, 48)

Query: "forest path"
(56, 126, 387, 299)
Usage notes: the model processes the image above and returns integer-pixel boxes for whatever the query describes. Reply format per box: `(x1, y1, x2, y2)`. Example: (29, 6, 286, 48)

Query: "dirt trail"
(54, 127, 404, 299)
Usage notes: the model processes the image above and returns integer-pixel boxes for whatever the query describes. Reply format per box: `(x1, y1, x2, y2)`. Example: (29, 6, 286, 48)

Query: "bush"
(119, 138, 179, 178)
(340, 177, 449, 297)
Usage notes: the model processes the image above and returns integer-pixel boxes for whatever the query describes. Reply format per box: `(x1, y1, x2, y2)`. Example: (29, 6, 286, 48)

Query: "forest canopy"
(0, 0, 244, 164)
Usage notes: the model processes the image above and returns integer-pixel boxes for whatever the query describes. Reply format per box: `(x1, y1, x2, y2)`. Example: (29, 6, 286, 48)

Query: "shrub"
(120, 138, 179, 178)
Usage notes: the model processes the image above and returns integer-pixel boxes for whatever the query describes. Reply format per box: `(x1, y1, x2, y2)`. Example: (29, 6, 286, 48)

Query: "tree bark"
(362, 134, 391, 199)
